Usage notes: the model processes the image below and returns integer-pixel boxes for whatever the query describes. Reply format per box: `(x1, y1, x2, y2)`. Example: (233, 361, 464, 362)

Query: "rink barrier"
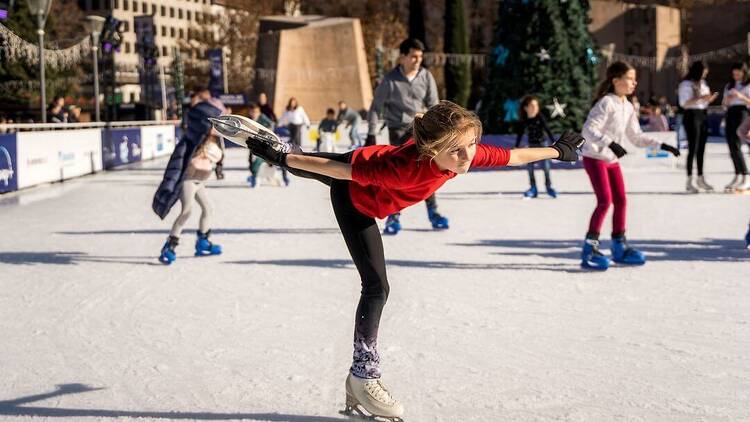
(0, 121, 177, 194)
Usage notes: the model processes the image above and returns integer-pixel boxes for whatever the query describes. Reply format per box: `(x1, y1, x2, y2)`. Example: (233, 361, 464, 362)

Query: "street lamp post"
(86, 15, 105, 122)
(27, 0, 53, 123)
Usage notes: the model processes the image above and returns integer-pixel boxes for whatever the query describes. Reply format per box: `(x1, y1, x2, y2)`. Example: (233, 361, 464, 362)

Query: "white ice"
(1, 142, 748, 421)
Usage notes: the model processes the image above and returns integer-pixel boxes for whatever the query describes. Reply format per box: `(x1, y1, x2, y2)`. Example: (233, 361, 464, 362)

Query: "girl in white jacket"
(580, 61, 680, 270)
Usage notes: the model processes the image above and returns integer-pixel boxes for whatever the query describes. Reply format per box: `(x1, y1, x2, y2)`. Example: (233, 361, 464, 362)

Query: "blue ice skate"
(195, 230, 222, 256)
(611, 236, 645, 265)
(523, 185, 538, 198)
(247, 175, 256, 188)
(546, 185, 557, 198)
(383, 214, 402, 235)
(159, 236, 179, 265)
(581, 238, 610, 271)
(427, 207, 449, 230)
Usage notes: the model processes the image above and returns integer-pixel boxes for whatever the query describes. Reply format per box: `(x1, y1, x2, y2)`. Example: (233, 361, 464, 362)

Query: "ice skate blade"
(340, 395, 404, 422)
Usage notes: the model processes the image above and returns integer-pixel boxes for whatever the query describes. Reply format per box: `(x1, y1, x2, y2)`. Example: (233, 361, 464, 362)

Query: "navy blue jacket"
(152, 101, 222, 219)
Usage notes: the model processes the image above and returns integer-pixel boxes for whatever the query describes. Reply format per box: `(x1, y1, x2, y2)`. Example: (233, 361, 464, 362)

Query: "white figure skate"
(341, 374, 404, 422)
(208, 114, 293, 154)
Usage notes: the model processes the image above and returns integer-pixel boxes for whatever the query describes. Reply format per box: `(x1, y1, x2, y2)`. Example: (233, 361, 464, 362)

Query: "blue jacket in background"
(152, 101, 222, 219)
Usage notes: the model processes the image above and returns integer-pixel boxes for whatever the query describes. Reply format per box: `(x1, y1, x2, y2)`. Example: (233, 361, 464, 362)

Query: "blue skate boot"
(523, 185, 538, 198)
(581, 237, 610, 271)
(158, 236, 179, 265)
(247, 174, 256, 187)
(383, 214, 402, 235)
(427, 206, 449, 230)
(745, 225, 750, 249)
(546, 184, 557, 199)
(195, 230, 222, 256)
(611, 235, 645, 265)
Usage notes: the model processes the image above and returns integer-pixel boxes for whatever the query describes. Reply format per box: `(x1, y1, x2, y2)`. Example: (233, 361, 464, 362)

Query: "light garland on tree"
(0, 22, 92, 71)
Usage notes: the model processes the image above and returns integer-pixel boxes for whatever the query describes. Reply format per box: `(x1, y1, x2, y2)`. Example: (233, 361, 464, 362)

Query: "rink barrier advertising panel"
(16, 129, 103, 189)
(0, 133, 17, 193)
(140, 124, 176, 160)
(101, 128, 142, 169)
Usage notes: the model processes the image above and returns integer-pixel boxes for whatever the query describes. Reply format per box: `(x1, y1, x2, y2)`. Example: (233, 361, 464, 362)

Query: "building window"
(169, 7, 174, 18)
(178, 28, 184, 38)
(162, 46, 168, 57)
(123, 0, 128, 11)
(186, 10, 191, 20)
(132, 1, 137, 12)
(151, 4, 156, 15)
(170, 27, 175, 38)
(93, 0, 101, 9)
(123, 21, 129, 32)
(124, 42, 130, 53)
(142, 2, 147, 13)
(160, 5, 165, 16)
(111, 0, 117, 9)
(178, 9, 183, 19)
(161, 26, 166, 37)
(196, 12, 201, 22)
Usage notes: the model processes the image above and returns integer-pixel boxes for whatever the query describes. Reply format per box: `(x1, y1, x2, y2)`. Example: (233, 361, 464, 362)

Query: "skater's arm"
(581, 98, 615, 153)
(507, 147, 559, 165)
(737, 117, 750, 142)
(286, 154, 352, 180)
(624, 108, 661, 149)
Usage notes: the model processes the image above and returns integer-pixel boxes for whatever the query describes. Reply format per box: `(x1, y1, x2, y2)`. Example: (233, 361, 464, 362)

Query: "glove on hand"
(551, 131, 586, 162)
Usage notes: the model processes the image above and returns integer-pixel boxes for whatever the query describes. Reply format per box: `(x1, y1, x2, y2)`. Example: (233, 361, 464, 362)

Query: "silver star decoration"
(546, 98, 567, 119)
(536, 48, 551, 61)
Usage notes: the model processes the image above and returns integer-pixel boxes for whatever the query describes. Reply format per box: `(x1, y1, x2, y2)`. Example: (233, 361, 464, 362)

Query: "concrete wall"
(253, 16, 373, 121)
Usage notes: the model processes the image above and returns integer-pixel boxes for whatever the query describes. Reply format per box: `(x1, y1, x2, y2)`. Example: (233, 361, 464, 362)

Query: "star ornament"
(546, 98, 567, 119)
(536, 48, 551, 62)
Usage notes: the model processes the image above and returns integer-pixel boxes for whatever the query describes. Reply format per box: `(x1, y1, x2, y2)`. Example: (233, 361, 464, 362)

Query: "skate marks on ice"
(0, 384, 346, 421)
(57, 227, 340, 236)
(453, 238, 749, 263)
(225, 258, 583, 273)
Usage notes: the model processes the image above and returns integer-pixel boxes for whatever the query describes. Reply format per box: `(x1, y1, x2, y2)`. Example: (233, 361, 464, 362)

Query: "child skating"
(159, 132, 224, 264)
(580, 61, 680, 270)
(209, 100, 585, 421)
(514, 95, 558, 198)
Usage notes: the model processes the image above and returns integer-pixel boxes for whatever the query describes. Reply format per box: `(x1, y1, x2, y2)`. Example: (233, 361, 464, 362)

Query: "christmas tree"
(480, 0, 598, 134)
(444, 0, 471, 107)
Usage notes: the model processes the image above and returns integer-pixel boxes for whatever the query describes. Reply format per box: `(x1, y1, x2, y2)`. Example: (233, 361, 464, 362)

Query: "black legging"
(388, 127, 438, 211)
(288, 123, 303, 148)
(683, 109, 708, 176)
(725, 105, 748, 175)
(286, 151, 388, 379)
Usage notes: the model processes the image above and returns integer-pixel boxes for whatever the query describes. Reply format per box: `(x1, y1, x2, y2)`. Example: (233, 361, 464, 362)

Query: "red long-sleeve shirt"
(349, 140, 511, 219)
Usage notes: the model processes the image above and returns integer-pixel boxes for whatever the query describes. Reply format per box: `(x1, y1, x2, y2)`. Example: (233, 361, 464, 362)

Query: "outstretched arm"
(285, 154, 352, 181)
(508, 131, 585, 165)
(507, 147, 559, 165)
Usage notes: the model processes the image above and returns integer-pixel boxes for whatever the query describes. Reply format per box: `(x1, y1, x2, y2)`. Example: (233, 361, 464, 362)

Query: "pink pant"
(583, 157, 627, 236)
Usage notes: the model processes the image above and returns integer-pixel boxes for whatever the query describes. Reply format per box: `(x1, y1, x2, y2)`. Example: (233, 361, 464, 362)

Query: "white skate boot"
(696, 175, 714, 192)
(686, 176, 699, 194)
(342, 373, 404, 421)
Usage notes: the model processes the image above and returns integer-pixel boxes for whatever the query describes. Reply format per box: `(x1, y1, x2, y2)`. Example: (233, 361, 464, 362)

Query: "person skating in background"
(153, 86, 225, 261)
(279, 97, 310, 150)
(246, 102, 276, 187)
(318, 108, 338, 153)
(158, 132, 224, 264)
(721, 62, 750, 192)
(514, 95, 558, 198)
(337, 101, 363, 149)
(366, 38, 447, 235)
(645, 98, 669, 132)
(258, 92, 277, 124)
(210, 100, 586, 421)
(679, 61, 719, 193)
(580, 61, 681, 271)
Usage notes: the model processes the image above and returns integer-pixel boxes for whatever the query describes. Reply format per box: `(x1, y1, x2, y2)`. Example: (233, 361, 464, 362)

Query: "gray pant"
(170, 180, 212, 237)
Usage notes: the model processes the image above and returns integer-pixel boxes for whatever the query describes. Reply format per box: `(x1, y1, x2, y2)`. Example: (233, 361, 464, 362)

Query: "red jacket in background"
(350, 140, 511, 219)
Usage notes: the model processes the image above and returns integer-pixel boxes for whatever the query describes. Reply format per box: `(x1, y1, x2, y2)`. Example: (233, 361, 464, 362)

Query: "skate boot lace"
(364, 379, 397, 405)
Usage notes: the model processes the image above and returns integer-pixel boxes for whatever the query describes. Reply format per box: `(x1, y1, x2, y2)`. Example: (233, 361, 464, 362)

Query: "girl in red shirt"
(211, 101, 583, 421)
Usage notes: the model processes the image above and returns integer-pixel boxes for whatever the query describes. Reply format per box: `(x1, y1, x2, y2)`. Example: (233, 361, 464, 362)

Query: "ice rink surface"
(1, 143, 748, 422)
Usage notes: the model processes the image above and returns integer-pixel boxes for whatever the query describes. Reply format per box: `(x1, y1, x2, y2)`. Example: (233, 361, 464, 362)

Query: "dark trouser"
(249, 151, 287, 181)
(526, 142, 552, 187)
(288, 123, 303, 148)
(287, 151, 388, 379)
(683, 109, 708, 176)
(725, 106, 748, 175)
(388, 127, 438, 212)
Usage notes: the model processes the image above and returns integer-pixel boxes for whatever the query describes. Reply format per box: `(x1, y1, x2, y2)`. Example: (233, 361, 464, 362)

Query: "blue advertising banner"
(0, 133, 17, 193)
(101, 128, 142, 169)
(207, 48, 225, 97)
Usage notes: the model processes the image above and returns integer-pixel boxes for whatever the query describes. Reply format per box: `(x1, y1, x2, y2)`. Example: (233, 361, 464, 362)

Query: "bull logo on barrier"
(0, 146, 13, 186)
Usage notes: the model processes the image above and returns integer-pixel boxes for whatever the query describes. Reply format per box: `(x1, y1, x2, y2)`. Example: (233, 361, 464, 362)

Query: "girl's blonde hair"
(412, 100, 482, 159)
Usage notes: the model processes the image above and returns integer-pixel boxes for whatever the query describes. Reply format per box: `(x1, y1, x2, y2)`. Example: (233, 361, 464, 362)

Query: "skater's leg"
(684, 110, 699, 177)
(331, 180, 388, 380)
(607, 162, 627, 236)
(193, 182, 212, 234)
(170, 181, 198, 237)
(526, 162, 537, 187)
(726, 107, 748, 175)
(583, 157, 612, 238)
(542, 159, 552, 187)
(696, 112, 708, 176)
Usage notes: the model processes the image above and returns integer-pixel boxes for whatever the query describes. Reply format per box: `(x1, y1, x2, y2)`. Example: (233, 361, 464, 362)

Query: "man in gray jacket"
(366, 38, 448, 235)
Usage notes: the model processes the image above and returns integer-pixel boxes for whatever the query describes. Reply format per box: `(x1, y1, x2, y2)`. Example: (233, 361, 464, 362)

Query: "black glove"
(608, 142, 628, 158)
(551, 131, 585, 162)
(660, 143, 680, 157)
(249, 139, 303, 168)
(365, 134, 377, 146)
